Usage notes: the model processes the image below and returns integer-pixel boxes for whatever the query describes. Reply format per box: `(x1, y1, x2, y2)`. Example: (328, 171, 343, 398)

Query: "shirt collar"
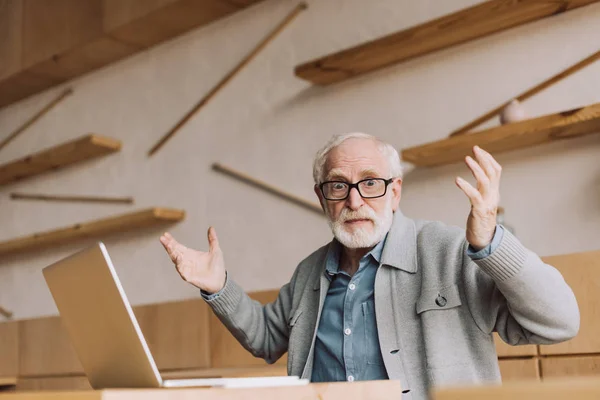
(324, 234, 388, 277)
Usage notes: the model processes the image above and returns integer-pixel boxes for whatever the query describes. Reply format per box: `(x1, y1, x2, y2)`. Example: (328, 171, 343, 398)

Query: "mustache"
(337, 207, 377, 223)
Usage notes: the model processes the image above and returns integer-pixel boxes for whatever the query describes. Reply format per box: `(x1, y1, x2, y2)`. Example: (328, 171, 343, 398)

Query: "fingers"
(160, 232, 183, 263)
(473, 146, 501, 182)
(464, 146, 503, 197)
(159, 232, 174, 251)
(207, 226, 220, 253)
(465, 156, 489, 192)
(456, 177, 482, 206)
(476, 145, 501, 169)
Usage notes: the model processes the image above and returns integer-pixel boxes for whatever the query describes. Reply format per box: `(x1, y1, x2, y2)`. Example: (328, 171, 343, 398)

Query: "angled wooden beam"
(0, 134, 121, 186)
(295, 0, 600, 85)
(10, 192, 134, 205)
(450, 48, 600, 136)
(148, 2, 308, 156)
(212, 163, 323, 215)
(402, 102, 600, 167)
(0, 88, 73, 153)
(0, 208, 185, 258)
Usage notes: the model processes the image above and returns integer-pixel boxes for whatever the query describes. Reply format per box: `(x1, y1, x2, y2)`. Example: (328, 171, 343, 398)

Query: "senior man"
(160, 133, 579, 399)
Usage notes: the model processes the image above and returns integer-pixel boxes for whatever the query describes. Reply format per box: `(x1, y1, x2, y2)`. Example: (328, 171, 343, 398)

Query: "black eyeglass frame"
(319, 178, 395, 201)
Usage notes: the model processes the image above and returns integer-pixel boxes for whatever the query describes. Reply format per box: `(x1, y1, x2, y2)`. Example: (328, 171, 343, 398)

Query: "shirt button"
(347, 375, 354, 382)
(344, 328, 352, 336)
(349, 283, 356, 290)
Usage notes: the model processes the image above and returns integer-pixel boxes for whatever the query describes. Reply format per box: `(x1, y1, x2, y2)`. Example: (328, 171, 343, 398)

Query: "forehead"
(324, 138, 388, 178)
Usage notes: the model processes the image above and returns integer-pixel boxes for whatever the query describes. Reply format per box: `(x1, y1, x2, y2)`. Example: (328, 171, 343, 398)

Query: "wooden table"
(0, 380, 402, 399)
(432, 377, 600, 400)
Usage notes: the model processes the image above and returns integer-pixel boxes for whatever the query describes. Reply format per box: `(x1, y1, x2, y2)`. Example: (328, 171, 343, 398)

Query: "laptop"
(42, 242, 306, 390)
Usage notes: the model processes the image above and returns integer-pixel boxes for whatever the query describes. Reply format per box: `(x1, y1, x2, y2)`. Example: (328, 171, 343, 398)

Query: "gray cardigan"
(205, 211, 579, 399)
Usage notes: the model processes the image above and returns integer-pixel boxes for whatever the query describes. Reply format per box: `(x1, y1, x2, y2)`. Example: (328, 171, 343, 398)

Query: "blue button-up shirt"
(311, 236, 389, 383)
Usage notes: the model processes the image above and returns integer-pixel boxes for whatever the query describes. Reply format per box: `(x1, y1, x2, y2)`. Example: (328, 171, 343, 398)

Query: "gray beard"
(327, 198, 394, 249)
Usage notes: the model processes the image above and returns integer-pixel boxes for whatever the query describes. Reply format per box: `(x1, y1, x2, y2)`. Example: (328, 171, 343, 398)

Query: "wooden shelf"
(0, 0, 264, 109)
(401, 102, 600, 167)
(0, 134, 121, 186)
(295, 0, 600, 85)
(0, 208, 185, 257)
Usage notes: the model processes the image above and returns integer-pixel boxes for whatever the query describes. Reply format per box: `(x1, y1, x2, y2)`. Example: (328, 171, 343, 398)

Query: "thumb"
(207, 226, 220, 253)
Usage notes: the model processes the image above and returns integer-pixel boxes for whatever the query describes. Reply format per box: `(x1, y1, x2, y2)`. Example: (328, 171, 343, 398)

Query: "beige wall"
(0, 0, 599, 320)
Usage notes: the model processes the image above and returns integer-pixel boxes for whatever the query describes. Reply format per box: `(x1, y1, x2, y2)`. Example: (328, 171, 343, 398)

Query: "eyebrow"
(325, 168, 383, 182)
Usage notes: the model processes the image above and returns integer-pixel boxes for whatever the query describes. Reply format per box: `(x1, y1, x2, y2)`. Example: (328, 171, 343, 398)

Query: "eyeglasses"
(319, 178, 394, 201)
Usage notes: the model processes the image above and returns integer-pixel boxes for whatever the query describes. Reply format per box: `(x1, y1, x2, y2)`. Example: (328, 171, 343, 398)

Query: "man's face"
(314, 138, 402, 249)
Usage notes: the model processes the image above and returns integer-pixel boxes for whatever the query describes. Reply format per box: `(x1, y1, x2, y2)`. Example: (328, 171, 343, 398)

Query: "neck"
(340, 245, 374, 276)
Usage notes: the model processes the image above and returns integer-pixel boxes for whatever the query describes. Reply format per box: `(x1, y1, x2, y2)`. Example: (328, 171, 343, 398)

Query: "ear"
(314, 184, 326, 212)
(390, 178, 402, 212)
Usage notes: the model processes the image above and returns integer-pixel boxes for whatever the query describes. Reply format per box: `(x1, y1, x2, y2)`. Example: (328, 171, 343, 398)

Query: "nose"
(345, 186, 364, 211)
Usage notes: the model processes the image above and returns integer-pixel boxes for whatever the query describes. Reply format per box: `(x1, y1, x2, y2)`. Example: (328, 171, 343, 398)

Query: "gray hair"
(312, 133, 403, 184)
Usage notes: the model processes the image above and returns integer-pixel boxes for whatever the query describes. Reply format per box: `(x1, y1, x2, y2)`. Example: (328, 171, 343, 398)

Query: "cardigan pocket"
(416, 284, 470, 369)
(416, 284, 462, 314)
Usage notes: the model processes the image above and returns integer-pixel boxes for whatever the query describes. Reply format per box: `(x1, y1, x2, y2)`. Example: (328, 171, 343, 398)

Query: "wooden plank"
(295, 0, 600, 85)
(1, 392, 99, 399)
(133, 298, 211, 371)
(18, 316, 84, 377)
(401, 102, 600, 167)
(498, 358, 540, 382)
(433, 377, 600, 400)
(10, 193, 134, 205)
(212, 163, 323, 215)
(21, 0, 103, 69)
(100, 381, 404, 400)
(0, 0, 264, 109)
(102, 0, 178, 31)
(0, 88, 73, 153)
(16, 376, 91, 391)
(226, 0, 265, 5)
(0, 70, 60, 110)
(449, 49, 600, 137)
(26, 36, 141, 82)
(0, 207, 185, 257)
(0, 321, 19, 378)
(539, 250, 600, 355)
(209, 289, 288, 368)
(541, 355, 600, 379)
(148, 3, 307, 156)
(105, 0, 239, 48)
(0, 0, 22, 81)
(0, 134, 121, 186)
(1, 382, 402, 399)
(495, 333, 538, 358)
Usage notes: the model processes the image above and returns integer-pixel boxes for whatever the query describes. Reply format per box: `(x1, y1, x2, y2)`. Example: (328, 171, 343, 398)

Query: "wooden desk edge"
(0, 380, 402, 399)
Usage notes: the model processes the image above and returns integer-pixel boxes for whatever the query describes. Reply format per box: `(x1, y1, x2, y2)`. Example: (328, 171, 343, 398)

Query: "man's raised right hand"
(160, 227, 226, 294)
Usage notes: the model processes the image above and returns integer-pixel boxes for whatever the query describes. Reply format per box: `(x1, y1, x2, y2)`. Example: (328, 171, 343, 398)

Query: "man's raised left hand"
(455, 146, 502, 251)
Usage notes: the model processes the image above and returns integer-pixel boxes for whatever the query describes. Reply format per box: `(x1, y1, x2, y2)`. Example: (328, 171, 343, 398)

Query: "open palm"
(455, 146, 501, 250)
(160, 227, 226, 293)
